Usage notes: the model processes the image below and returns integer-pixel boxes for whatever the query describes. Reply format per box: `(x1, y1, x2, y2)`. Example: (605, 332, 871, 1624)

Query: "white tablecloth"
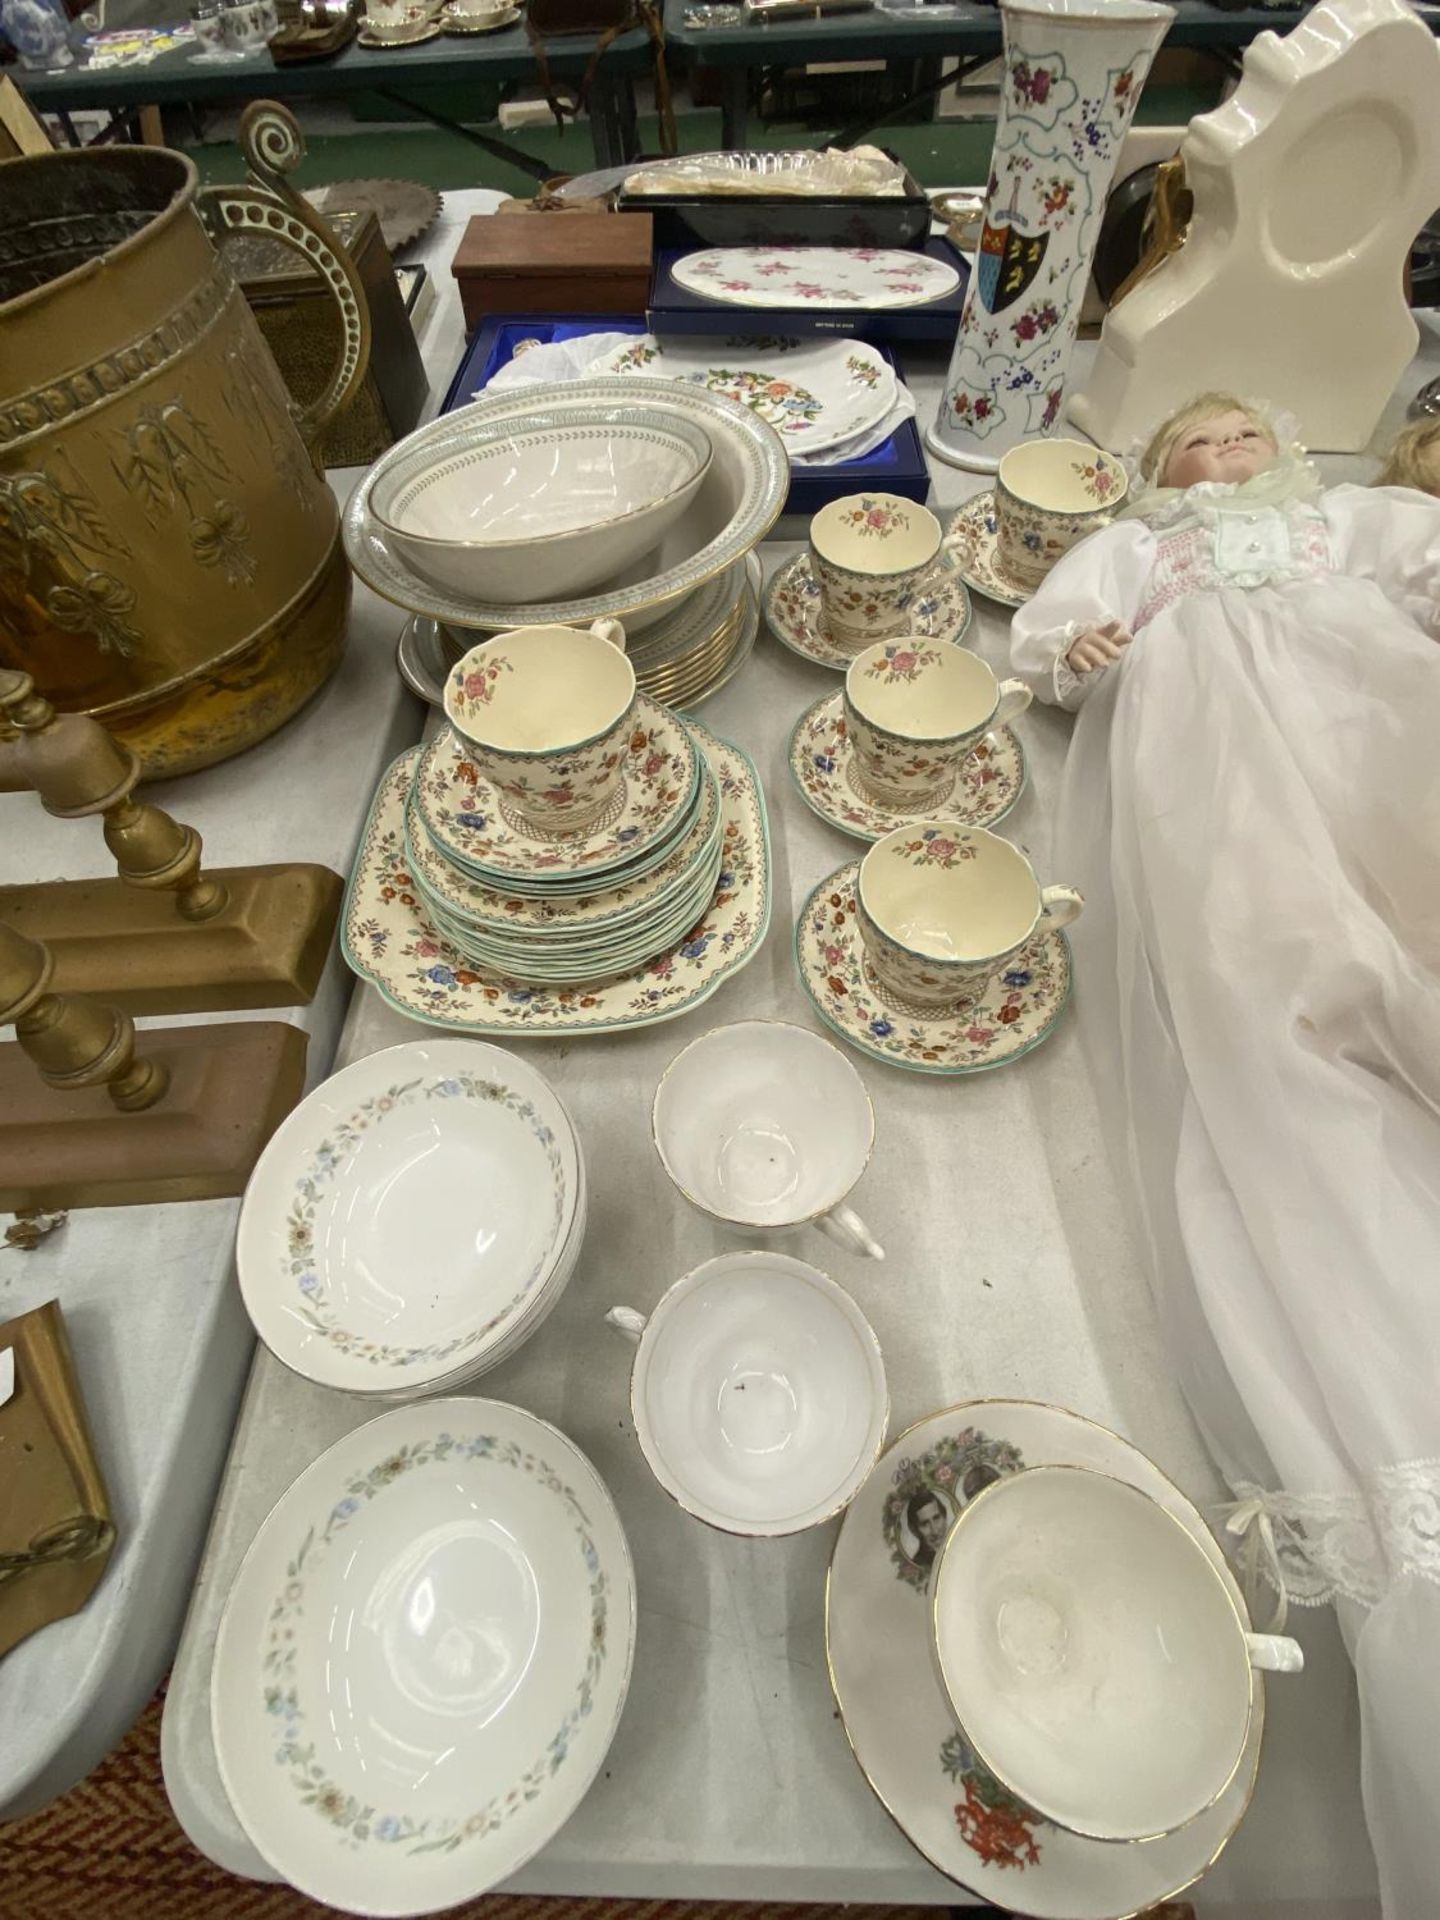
(151, 202, 1436, 1911)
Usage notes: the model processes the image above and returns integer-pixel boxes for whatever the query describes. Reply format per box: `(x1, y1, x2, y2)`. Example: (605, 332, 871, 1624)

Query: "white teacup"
(844, 638, 1033, 810)
(932, 1465, 1304, 1843)
(651, 1020, 883, 1260)
(605, 1250, 889, 1536)
(443, 620, 634, 834)
(994, 437, 1128, 592)
(809, 493, 943, 653)
(856, 822, 1082, 1014)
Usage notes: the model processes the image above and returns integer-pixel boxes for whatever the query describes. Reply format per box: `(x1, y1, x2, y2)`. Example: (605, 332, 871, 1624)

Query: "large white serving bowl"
(371, 406, 713, 603)
(931, 1465, 1258, 1845)
(606, 1249, 888, 1535)
(212, 1398, 636, 1917)
(345, 378, 788, 636)
(235, 1039, 581, 1398)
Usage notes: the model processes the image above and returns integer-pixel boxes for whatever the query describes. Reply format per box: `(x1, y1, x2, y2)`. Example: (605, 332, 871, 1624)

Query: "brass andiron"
(0, 916, 309, 1210)
(0, 670, 343, 1014)
(0, 922, 169, 1112)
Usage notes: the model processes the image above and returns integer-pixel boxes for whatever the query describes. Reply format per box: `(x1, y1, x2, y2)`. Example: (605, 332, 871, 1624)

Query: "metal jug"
(0, 103, 370, 778)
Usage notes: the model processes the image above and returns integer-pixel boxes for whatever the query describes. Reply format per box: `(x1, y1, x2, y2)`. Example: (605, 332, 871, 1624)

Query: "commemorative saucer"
(765, 547, 972, 671)
(788, 691, 1025, 843)
(794, 862, 1070, 1076)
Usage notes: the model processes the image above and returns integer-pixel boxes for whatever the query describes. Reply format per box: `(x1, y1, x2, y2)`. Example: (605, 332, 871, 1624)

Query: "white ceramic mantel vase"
(927, 0, 1174, 473)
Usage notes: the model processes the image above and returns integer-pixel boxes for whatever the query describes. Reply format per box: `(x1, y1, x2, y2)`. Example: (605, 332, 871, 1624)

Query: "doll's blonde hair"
(1376, 418, 1440, 496)
(1140, 392, 1278, 486)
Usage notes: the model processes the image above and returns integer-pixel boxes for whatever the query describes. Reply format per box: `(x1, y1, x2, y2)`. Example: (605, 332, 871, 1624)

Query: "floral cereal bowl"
(235, 1040, 581, 1396)
(211, 1398, 636, 1916)
(370, 405, 713, 604)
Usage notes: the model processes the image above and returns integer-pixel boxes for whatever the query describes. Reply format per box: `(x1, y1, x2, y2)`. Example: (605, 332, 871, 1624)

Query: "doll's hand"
(1065, 622, 1134, 674)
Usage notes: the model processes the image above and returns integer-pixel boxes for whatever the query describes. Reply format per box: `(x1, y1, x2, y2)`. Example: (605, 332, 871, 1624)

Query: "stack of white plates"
(236, 1040, 584, 1399)
(406, 695, 728, 984)
(213, 1396, 635, 1915)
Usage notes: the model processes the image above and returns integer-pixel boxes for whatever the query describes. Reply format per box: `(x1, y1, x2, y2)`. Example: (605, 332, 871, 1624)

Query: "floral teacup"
(856, 822, 1083, 1014)
(443, 619, 634, 835)
(994, 439, 1128, 593)
(809, 493, 943, 653)
(844, 638, 1033, 810)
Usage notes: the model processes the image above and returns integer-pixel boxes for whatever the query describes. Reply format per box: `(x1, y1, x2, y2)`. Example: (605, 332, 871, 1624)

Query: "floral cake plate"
(590, 336, 896, 458)
(946, 493, 1033, 610)
(343, 727, 771, 1036)
(670, 246, 961, 312)
(795, 862, 1069, 1076)
(765, 549, 973, 671)
(788, 692, 1026, 843)
(825, 1399, 1261, 1918)
(413, 694, 700, 887)
(213, 1398, 635, 1916)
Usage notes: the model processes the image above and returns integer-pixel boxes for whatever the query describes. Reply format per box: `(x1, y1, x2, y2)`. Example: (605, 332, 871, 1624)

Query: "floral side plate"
(212, 1399, 636, 1917)
(413, 693, 699, 885)
(670, 246, 961, 312)
(946, 492, 1033, 609)
(343, 726, 771, 1036)
(825, 1399, 1261, 1918)
(590, 335, 896, 458)
(788, 692, 1026, 843)
(765, 547, 973, 671)
(795, 863, 1070, 1076)
(403, 758, 722, 937)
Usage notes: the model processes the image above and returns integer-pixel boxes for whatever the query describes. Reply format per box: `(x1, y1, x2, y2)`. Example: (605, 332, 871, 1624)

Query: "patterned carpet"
(0, 1688, 1195, 1920)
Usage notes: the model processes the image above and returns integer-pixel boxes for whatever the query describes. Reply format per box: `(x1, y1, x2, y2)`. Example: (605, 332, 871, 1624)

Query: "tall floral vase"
(926, 0, 1174, 473)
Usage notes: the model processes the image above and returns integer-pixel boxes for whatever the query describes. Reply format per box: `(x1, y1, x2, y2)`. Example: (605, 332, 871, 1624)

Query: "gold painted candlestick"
(0, 671, 342, 1014)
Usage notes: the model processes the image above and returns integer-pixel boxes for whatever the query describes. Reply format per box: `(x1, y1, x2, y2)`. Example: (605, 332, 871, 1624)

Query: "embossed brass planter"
(0, 104, 369, 778)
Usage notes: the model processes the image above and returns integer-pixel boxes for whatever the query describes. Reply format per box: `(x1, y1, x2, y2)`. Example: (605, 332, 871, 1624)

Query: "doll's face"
(1162, 409, 1277, 490)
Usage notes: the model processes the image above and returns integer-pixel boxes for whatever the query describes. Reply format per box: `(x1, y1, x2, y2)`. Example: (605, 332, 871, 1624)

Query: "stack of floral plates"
(236, 1040, 585, 1398)
(213, 1396, 635, 1914)
(344, 715, 771, 1037)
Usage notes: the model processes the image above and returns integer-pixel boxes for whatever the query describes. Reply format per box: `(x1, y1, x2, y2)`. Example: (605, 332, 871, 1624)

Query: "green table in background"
(15, 22, 653, 173)
(664, 0, 1328, 150)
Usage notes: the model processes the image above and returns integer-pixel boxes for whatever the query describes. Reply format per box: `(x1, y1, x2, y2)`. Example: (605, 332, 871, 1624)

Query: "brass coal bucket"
(0, 105, 370, 778)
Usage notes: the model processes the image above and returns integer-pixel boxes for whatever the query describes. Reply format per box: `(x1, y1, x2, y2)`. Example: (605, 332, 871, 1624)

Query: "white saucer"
(788, 691, 1026, 843)
(765, 546, 973, 670)
(795, 861, 1071, 1076)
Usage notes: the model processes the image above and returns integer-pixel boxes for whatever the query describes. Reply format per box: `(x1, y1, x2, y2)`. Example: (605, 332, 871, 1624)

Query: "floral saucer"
(945, 493, 1032, 610)
(825, 1400, 1262, 1917)
(765, 548, 972, 671)
(788, 692, 1026, 843)
(794, 863, 1070, 1076)
(343, 726, 772, 1036)
(414, 694, 699, 886)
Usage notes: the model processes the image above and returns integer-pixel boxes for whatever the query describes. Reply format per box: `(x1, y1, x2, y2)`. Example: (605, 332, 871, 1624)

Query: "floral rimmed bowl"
(788, 691, 1027, 843)
(212, 1398, 635, 1917)
(794, 862, 1072, 1076)
(235, 1040, 581, 1396)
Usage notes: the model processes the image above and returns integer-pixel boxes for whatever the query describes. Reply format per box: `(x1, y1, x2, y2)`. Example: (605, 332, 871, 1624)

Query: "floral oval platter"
(825, 1399, 1262, 1918)
(213, 1398, 635, 1916)
(789, 692, 1026, 843)
(591, 335, 897, 457)
(795, 861, 1070, 1076)
(670, 246, 961, 312)
(235, 1039, 581, 1395)
(342, 725, 771, 1037)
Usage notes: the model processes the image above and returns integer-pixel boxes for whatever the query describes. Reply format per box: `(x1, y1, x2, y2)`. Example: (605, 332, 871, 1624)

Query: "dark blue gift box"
(439, 314, 934, 514)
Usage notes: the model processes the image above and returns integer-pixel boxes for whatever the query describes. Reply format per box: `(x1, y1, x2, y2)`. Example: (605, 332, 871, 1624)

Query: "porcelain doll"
(1377, 415, 1440, 495)
(1010, 391, 1440, 1917)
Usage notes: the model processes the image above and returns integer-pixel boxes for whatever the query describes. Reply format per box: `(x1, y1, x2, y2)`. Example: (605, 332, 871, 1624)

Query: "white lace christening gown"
(1010, 481, 1440, 1920)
